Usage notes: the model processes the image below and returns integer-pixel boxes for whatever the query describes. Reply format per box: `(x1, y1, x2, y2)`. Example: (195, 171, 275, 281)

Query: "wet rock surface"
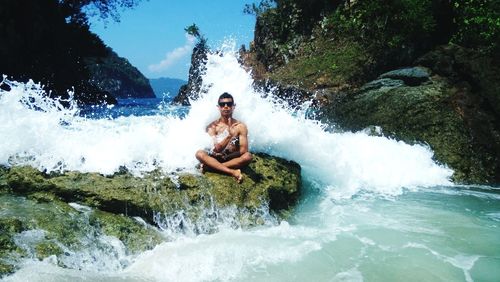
(323, 45, 500, 184)
(0, 153, 301, 277)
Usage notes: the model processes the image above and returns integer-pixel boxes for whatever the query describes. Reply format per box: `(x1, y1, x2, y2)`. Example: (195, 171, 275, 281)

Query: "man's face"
(218, 98, 235, 117)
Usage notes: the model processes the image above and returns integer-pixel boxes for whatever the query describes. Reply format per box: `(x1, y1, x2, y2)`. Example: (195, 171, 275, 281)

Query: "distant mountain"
(149, 77, 187, 100)
(85, 48, 155, 99)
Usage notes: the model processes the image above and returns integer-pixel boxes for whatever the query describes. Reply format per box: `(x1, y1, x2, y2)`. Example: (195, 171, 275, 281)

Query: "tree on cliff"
(247, 0, 499, 78)
(0, 0, 143, 103)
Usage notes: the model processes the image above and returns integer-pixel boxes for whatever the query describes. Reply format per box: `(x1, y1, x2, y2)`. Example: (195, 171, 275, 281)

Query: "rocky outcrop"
(172, 41, 209, 105)
(323, 45, 500, 184)
(85, 48, 155, 99)
(0, 192, 163, 277)
(0, 153, 301, 277)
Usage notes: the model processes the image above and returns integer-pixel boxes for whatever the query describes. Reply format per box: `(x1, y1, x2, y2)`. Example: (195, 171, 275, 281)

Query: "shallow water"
(1, 45, 499, 281)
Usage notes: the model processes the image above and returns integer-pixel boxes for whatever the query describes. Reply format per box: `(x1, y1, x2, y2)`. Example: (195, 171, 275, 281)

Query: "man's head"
(218, 92, 234, 106)
(217, 92, 235, 117)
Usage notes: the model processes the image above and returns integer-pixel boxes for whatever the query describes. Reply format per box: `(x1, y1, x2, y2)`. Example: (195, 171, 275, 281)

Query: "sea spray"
(189, 45, 453, 198)
(2, 42, 499, 282)
(1, 46, 452, 197)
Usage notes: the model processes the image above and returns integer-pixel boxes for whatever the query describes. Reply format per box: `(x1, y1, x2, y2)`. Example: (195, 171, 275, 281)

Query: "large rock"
(1, 153, 300, 221)
(323, 45, 500, 184)
(0, 153, 301, 277)
(172, 41, 209, 105)
(0, 192, 163, 277)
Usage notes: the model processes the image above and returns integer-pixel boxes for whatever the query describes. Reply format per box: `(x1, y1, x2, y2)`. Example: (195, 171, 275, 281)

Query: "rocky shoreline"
(0, 153, 301, 277)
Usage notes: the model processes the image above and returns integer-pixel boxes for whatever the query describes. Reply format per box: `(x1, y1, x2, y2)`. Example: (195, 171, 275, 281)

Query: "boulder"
(0, 153, 301, 277)
(1, 153, 300, 221)
(323, 45, 500, 184)
(378, 67, 431, 86)
(0, 192, 163, 277)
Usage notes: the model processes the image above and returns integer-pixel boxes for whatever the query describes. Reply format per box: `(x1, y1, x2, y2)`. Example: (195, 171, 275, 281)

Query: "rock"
(172, 41, 209, 105)
(0, 153, 300, 276)
(0, 216, 25, 277)
(0, 192, 164, 277)
(1, 153, 301, 225)
(85, 48, 155, 99)
(359, 78, 405, 92)
(323, 45, 500, 184)
(378, 67, 431, 86)
(416, 44, 500, 116)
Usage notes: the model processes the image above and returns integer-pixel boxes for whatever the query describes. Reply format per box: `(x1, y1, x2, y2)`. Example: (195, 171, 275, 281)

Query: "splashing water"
(2, 44, 499, 282)
(0, 45, 452, 197)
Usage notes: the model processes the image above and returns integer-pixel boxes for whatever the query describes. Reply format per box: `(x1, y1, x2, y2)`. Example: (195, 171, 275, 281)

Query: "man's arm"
(217, 124, 248, 161)
(238, 123, 249, 155)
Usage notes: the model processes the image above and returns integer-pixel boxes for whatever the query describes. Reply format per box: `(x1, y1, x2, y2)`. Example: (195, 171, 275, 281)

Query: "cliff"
(85, 48, 155, 99)
(241, 1, 500, 184)
(172, 40, 209, 105)
(0, 0, 154, 104)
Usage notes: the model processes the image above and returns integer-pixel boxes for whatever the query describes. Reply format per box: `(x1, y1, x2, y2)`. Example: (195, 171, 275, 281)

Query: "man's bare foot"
(196, 163, 206, 173)
(233, 169, 243, 183)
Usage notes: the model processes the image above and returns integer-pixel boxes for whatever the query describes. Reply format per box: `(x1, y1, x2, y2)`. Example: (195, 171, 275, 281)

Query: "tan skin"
(195, 97, 253, 183)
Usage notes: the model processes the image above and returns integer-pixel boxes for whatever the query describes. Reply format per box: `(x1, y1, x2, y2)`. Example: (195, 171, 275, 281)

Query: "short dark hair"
(218, 92, 233, 102)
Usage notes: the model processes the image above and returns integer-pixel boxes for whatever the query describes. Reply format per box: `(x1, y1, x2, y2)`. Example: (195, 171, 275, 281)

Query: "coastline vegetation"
(0, 0, 147, 103)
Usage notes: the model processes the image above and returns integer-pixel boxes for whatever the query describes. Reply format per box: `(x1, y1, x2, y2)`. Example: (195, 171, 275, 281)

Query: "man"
(195, 92, 253, 183)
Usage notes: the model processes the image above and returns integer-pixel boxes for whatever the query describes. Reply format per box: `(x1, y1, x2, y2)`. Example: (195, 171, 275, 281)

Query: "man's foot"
(196, 163, 206, 173)
(233, 169, 243, 183)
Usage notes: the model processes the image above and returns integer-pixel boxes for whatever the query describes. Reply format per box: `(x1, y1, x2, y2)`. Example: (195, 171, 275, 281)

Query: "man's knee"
(242, 152, 253, 163)
(195, 150, 207, 161)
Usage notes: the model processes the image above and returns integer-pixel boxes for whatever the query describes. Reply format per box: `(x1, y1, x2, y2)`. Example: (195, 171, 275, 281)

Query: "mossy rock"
(0, 192, 167, 279)
(0, 262, 15, 278)
(0, 153, 301, 226)
(35, 242, 63, 260)
(178, 153, 300, 212)
(324, 69, 500, 183)
(89, 210, 163, 254)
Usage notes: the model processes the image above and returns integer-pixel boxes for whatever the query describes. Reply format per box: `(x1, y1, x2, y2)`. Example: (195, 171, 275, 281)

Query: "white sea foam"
(0, 45, 452, 198)
(124, 225, 323, 281)
(2, 41, 498, 282)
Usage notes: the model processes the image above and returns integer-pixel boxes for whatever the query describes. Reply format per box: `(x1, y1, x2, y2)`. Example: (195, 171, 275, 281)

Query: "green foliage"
(60, 0, 142, 26)
(252, 0, 341, 42)
(0, 0, 142, 102)
(184, 23, 201, 38)
(326, 0, 439, 68)
(270, 38, 370, 89)
(184, 23, 207, 47)
(244, 0, 275, 16)
(451, 0, 500, 53)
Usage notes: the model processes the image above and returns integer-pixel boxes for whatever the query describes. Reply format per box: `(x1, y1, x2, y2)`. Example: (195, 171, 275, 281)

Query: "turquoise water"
(1, 48, 499, 281)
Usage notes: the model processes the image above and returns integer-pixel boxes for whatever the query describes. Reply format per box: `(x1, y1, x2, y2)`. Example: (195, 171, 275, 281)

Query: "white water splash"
(0, 45, 452, 197)
(2, 42, 498, 282)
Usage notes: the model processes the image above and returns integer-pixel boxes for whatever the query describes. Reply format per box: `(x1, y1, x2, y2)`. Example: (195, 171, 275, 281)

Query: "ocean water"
(1, 44, 499, 281)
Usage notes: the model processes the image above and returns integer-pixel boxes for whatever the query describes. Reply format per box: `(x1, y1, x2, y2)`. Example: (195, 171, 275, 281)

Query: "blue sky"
(89, 0, 257, 80)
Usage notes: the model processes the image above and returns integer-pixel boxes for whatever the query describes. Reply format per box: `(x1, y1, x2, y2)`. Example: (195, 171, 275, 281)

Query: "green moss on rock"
(35, 242, 63, 260)
(1, 153, 301, 225)
(270, 38, 370, 91)
(89, 210, 163, 253)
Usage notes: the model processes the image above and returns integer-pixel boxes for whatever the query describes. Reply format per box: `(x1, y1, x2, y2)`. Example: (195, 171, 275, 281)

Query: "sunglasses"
(218, 101, 234, 107)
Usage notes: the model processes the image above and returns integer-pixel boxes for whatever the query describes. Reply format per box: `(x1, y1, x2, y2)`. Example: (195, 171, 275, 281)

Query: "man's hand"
(229, 123, 240, 138)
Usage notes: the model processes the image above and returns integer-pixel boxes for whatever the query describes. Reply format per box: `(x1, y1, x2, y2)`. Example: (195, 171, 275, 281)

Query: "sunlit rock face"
(0, 153, 300, 277)
(324, 45, 500, 184)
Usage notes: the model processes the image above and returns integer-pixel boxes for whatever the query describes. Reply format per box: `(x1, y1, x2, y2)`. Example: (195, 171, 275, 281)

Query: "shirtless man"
(195, 92, 253, 182)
